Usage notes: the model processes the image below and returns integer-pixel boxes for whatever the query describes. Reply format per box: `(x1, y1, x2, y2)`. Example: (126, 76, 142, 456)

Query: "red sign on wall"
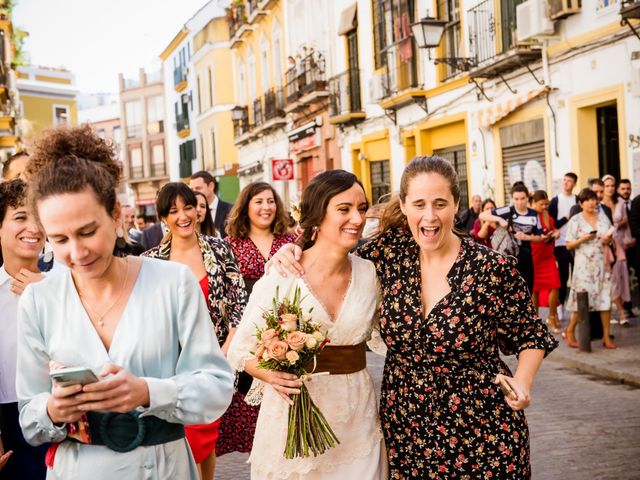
(272, 158, 294, 181)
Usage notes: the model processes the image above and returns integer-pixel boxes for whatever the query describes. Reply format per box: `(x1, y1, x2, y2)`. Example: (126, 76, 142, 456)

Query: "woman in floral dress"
(219, 182, 296, 456)
(270, 157, 557, 478)
(563, 188, 616, 348)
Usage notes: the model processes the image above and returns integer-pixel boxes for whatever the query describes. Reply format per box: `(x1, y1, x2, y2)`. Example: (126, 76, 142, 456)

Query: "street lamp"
(411, 15, 476, 72)
(231, 105, 245, 121)
(410, 16, 447, 49)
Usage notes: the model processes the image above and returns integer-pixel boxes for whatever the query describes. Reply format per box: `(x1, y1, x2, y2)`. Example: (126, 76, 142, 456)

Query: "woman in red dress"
(221, 182, 296, 456)
(530, 190, 562, 333)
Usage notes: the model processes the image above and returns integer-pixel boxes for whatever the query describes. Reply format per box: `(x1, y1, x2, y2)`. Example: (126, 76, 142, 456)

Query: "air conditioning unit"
(516, 0, 555, 43)
(368, 73, 388, 103)
(548, 0, 581, 20)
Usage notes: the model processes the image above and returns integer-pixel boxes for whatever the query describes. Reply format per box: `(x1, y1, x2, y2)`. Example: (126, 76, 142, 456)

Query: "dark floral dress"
(358, 228, 558, 479)
(215, 233, 296, 456)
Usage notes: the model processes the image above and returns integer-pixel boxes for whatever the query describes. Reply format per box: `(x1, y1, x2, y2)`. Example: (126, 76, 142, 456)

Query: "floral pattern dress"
(215, 233, 296, 456)
(357, 229, 557, 479)
(564, 212, 613, 312)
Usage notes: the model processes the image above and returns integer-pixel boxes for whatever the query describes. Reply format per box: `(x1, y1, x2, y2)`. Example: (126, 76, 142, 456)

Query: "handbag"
(491, 225, 520, 257)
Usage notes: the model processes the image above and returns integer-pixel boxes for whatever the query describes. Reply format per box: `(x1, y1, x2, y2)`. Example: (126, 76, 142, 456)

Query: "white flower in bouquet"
(305, 336, 318, 349)
(285, 350, 300, 364)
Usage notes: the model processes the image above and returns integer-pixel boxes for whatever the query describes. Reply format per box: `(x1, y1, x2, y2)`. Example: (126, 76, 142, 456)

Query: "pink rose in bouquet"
(287, 331, 307, 351)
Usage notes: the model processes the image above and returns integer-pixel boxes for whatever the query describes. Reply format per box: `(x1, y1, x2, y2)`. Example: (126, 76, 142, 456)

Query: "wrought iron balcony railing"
(284, 52, 326, 104)
(328, 68, 362, 117)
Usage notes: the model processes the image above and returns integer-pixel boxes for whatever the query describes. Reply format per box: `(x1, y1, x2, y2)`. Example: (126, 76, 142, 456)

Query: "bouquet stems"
(284, 384, 340, 459)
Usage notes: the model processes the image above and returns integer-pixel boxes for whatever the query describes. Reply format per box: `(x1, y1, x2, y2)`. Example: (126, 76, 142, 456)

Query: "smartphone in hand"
(49, 367, 99, 387)
(497, 376, 519, 401)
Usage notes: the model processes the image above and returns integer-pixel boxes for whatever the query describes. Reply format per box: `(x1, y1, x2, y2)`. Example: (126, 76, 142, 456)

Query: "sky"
(14, 0, 210, 94)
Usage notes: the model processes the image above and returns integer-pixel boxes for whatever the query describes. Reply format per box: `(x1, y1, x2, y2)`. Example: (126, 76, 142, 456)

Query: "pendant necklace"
(78, 258, 130, 327)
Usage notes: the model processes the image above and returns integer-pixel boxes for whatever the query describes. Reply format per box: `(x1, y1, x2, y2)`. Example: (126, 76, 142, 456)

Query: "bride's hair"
(296, 169, 367, 250)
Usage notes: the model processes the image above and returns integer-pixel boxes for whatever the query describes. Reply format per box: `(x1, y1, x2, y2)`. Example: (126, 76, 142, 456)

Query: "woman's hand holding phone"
(46, 383, 86, 424)
(494, 374, 531, 411)
(75, 363, 150, 413)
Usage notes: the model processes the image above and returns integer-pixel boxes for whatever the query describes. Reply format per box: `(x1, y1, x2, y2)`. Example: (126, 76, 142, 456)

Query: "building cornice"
(160, 28, 190, 61)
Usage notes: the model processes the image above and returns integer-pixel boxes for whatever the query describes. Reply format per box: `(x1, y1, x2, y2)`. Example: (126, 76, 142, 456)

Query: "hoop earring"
(310, 226, 318, 242)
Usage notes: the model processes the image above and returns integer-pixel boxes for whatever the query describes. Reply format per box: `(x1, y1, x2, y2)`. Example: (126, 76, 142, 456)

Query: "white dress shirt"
(0, 266, 19, 403)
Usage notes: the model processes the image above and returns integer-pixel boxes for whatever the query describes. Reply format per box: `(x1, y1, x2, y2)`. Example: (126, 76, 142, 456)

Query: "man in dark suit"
(140, 221, 165, 251)
(189, 170, 233, 237)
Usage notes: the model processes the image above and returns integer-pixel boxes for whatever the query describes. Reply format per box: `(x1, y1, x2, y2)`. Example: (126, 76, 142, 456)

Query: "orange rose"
(268, 340, 289, 361)
(262, 328, 278, 343)
(280, 313, 298, 331)
(255, 344, 265, 359)
(287, 331, 308, 351)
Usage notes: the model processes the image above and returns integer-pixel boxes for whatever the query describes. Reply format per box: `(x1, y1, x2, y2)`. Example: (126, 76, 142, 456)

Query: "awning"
(337, 3, 357, 36)
(475, 87, 550, 128)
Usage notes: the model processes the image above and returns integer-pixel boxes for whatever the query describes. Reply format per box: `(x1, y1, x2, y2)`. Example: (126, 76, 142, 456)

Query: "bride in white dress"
(228, 170, 387, 479)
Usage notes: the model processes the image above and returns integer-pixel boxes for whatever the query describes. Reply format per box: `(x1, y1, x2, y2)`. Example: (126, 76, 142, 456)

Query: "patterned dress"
(357, 229, 557, 479)
(215, 234, 296, 456)
(565, 212, 613, 312)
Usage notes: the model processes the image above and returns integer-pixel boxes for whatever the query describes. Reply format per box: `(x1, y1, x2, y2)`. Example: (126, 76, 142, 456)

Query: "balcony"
(129, 165, 144, 179)
(126, 124, 142, 139)
(328, 68, 365, 125)
(176, 112, 190, 137)
(284, 52, 328, 113)
(227, 3, 255, 48)
(174, 65, 187, 91)
(150, 163, 167, 177)
(467, 0, 541, 82)
(377, 40, 422, 114)
(264, 88, 285, 121)
(252, 97, 264, 128)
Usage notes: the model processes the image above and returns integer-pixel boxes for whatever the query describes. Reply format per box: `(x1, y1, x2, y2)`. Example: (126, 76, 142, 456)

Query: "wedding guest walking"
(548, 172, 578, 319)
(479, 182, 545, 292)
(17, 125, 233, 479)
(0, 179, 48, 480)
(228, 171, 388, 479)
(563, 188, 616, 349)
(142, 182, 247, 480)
(270, 158, 557, 478)
(219, 182, 295, 457)
(530, 190, 562, 333)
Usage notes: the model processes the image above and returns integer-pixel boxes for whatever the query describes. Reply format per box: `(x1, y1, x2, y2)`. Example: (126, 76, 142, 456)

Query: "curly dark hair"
(225, 182, 288, 238)
(26, 124, 122, 215)
(0, 178, 27, 224)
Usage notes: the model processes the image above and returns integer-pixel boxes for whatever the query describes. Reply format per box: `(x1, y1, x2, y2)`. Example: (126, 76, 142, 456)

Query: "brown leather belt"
(307, 342, 367, 375)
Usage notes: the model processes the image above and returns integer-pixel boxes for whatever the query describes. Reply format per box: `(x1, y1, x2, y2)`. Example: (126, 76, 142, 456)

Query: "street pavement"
(217, 350, 640, 479)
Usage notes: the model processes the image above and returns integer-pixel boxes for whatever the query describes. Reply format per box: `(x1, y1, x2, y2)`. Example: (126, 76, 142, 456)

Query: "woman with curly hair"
(142, 182, 247, 480)
(16, 125, 233, 479)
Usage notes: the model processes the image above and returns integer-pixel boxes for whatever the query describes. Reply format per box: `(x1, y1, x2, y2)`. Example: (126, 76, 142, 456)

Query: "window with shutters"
(500, 119, 546, 204)
(370, 160, 391, 205)
(434, 145, 469, 210)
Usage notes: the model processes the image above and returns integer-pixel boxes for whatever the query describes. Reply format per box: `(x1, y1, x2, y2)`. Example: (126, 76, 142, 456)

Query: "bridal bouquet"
(253, 286, 339, 459)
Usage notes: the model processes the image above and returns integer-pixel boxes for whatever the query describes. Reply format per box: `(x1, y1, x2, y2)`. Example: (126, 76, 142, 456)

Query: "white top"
(228, 254, 387, 479)
(0, 266, 18, 403)
(556, 193, 577, 246)
(17, 257, 234, 480)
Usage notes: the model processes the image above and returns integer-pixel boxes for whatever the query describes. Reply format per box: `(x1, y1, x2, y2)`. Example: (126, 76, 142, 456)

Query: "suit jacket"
(548, 195, 577, 230)
(213, 199, 233, 237)
(140, 222, 164, 251)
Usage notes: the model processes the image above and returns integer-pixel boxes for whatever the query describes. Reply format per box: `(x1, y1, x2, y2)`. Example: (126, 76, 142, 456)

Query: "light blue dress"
(16, 257, 234, 480)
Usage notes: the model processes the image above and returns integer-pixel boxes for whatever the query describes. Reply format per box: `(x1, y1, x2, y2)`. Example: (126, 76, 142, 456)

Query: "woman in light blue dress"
(16, 125, 234, 479)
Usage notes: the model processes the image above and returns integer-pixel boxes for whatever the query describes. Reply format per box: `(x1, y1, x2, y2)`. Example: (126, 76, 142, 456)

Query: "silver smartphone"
(49, 367, 99, 387)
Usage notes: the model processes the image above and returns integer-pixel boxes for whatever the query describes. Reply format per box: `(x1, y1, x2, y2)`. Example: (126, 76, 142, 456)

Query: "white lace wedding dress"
(227, 254, 388, 479)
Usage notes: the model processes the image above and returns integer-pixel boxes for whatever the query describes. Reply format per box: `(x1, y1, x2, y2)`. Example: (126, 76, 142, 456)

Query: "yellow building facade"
(193, 14, 239, 200)
(17, 65, 78, 143)
(0, 14, 22, 156)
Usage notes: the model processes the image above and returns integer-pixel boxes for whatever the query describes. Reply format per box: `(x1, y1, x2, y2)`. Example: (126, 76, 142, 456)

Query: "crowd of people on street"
(8, 123, 636, 478)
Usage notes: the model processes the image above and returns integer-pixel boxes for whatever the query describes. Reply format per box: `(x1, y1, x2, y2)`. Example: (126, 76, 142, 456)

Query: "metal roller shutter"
(501, 140, 546, 204)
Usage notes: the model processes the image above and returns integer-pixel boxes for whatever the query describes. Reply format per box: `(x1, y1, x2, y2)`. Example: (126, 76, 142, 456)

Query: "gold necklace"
(78, 258, 130, 327)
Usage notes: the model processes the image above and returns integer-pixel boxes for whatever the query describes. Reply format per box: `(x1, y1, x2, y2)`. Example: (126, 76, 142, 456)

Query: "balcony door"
(346, 30, 361, 112)
(597, 104, 620, 180)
